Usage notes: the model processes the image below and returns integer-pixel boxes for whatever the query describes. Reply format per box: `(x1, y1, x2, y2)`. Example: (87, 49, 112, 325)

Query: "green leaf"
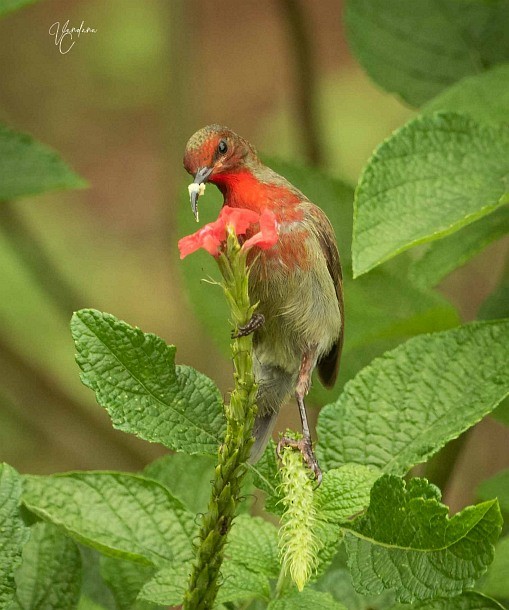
(143, 453, 215, 514)
(352, 113, 509, 277)
(0, 1, 40, 17)
(268, 589, 347, 610)
(423, 63, 509, 126)
(478, 469, 509, 515)
(345, 0, 509, 107)
(481, 535, 509, 599)
(22, 472, 195, 567)
(344, 476, 503, 602)
(408, 206, 509, 289)
(318, 320, 509, 473)
(249, 441, 282, 513)
(140, 515, 279, 606)
(216, 515, 279, 604)
(390, 591, 507, 610)
(315, 465, 380, 524)
(0, 464, 30, 608)
(137, 563, 188, 607)
(0, 124, 86, 201)
(78, 546, 116, 610)
(9, 522, 81, 610)
(71, 309, 225, 455)
(316, 561, 395, 609)
(100, 556, 159, 610)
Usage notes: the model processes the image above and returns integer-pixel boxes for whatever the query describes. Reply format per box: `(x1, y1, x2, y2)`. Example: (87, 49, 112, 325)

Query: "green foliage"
(352, 113, 509, 277)
(100, 556, 159, 610)
(0, 124, 86, 201)
(423, 63, 509, 125)
(0, 464, 30, 608)
(344, 476, 502, 602)
(408, 207, 509, 290)
(22, 472, 196, 567)
(71, 309, 225, 455)
(143, 453, 215, 514)
(139, 515, 280, 606)
(9, 522, 81, 610)
(3, 0, 509, 606)
(481, 536, 509, 600)
(318, 320, 509, 472)
(345, 0, 509, 107)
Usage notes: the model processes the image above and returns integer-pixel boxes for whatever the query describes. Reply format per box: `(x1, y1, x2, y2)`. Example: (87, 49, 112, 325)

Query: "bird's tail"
(249, 364, 295, 463)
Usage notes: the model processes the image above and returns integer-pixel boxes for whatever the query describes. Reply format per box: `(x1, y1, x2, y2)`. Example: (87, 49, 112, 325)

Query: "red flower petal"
(178, 225, 222, 259)
(242, 209, 279, 251)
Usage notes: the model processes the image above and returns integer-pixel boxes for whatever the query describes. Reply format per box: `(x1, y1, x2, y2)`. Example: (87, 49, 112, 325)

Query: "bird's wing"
(310, 206, 344, 388)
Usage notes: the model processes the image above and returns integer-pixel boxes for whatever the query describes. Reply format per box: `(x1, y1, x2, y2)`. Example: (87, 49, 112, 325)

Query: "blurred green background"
(0, 0, 507, 511)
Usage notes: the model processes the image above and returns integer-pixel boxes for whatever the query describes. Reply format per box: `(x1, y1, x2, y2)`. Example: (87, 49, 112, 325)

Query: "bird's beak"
(189, 166, 213, 222)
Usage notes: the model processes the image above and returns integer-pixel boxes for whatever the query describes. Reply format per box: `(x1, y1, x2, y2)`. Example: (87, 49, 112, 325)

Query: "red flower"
(178, 207, 279, 259)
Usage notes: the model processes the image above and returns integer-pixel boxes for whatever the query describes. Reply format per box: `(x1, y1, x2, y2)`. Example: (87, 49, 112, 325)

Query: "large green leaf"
(0, 124, 86, 201)
(315, 465, 380, 524)
(0, 464, 30, 608)
(408, 206, 509, 289)
(352, 113, 509, 277)
(345, 0, 509, 107)
(143, 453, 215, 514)
(9, 522, 81, 610)
(71, 309, 225, 455)
(481, 535, 509, 599)
(22, 472, 195, 567)
(423, 63, 509, 126)
(318, 320, 509, 473)
(344, 476, 502, 602)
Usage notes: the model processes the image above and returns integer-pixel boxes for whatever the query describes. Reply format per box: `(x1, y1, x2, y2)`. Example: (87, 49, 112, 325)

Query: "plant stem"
(278, 0, 324, 167)
(183, 233, 258, 609)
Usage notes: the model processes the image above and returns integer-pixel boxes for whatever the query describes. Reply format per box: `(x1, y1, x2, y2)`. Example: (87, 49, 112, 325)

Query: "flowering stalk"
(183, 228, 259, 610)
(277, 433, 319, 594)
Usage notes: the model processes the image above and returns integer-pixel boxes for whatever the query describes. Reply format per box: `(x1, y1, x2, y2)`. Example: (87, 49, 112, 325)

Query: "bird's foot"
(232, 313, 265, 338)
(276, 434, 322, 487)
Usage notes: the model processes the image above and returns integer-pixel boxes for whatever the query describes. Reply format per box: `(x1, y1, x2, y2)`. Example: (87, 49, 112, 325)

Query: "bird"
(183, 124, 344, 483)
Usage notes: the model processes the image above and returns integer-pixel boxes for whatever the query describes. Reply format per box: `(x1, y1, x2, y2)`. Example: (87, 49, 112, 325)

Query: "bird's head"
(183, 124, 259, 220)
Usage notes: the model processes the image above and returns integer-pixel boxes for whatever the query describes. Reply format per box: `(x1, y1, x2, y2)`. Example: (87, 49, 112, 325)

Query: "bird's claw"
(232, 313, 265, 339)
(276, 435, 323, 487)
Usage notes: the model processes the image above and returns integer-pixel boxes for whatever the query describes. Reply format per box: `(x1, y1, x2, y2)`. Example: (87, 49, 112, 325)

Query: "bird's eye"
(217, 139, 228, 155)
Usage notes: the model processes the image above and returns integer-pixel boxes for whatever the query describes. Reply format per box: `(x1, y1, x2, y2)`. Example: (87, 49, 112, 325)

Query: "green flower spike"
(183, 227, 259, 609)
(278, 435, 320, 592)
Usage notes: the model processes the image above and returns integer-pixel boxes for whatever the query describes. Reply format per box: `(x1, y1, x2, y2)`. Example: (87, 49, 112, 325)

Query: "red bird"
(183, 125, 344, 483)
